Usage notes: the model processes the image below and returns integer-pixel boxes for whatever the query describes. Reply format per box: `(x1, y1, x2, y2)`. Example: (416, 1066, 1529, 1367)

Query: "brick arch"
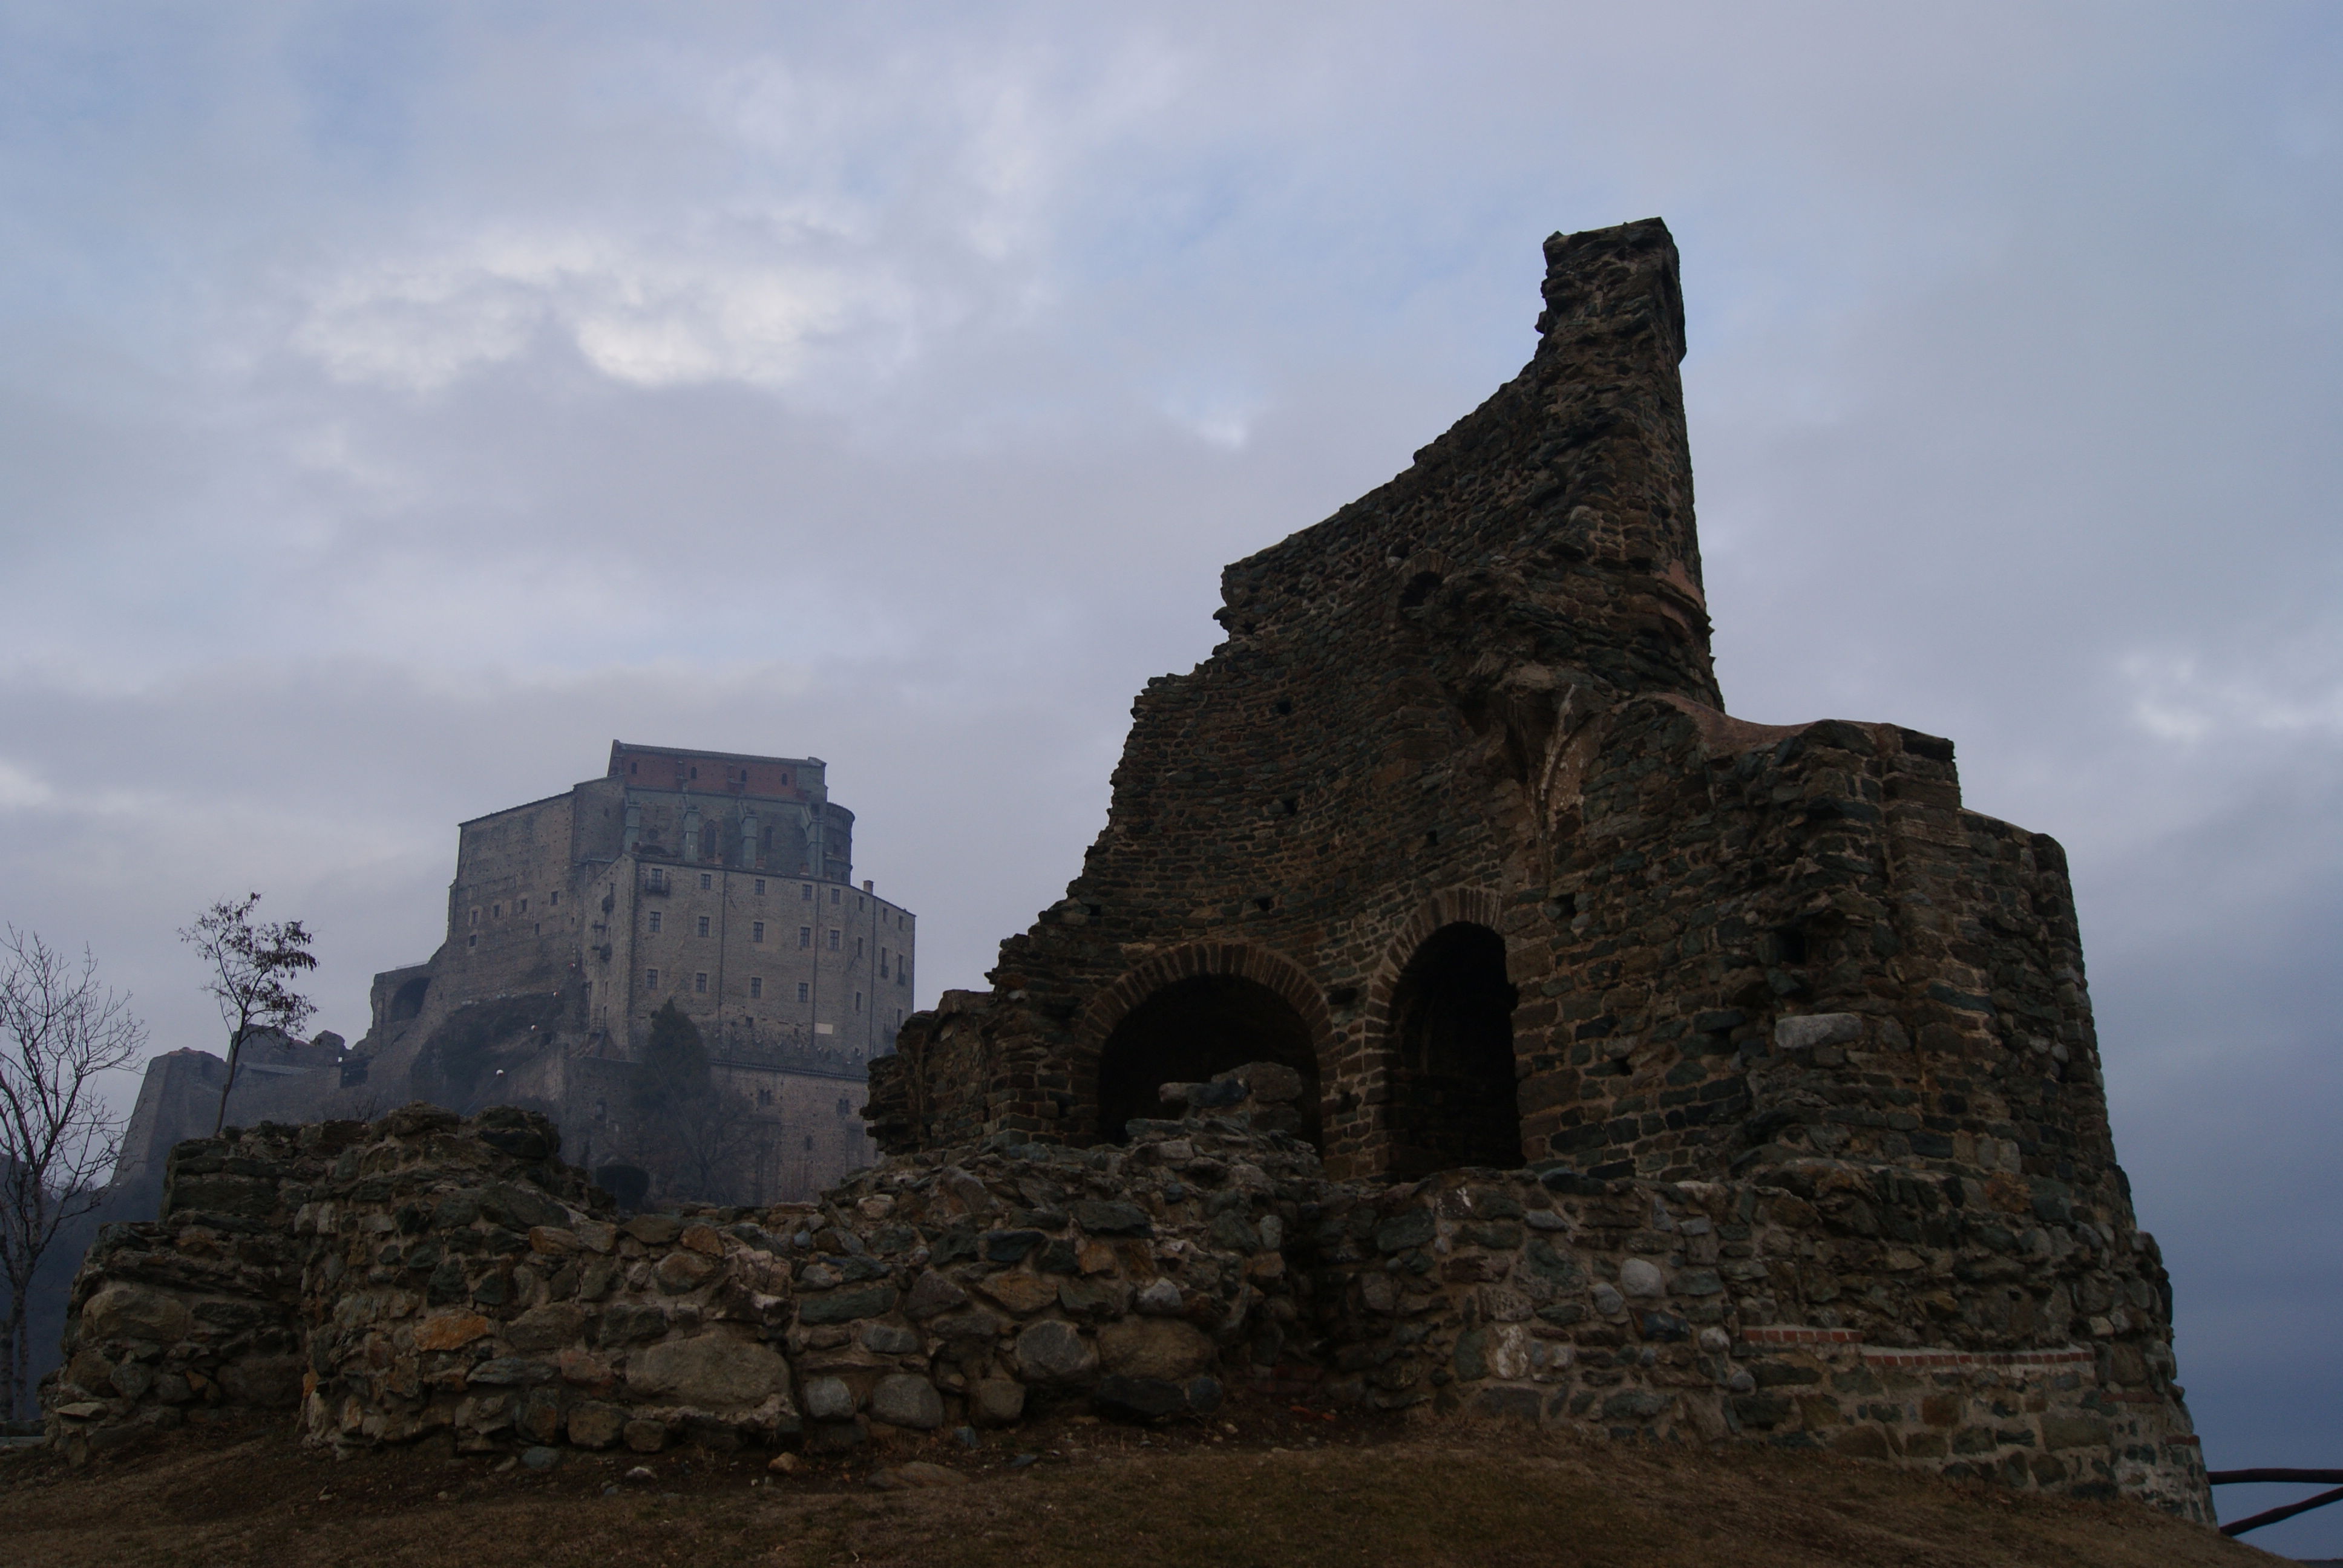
(1363, 886, 1511, 1021)
(1392, 549, 1460, 622)
(1075, 942, 1334, 1054)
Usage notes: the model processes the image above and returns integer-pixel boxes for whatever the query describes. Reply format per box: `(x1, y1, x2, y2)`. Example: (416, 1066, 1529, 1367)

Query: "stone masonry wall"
(47, 1095, 2207, 1522)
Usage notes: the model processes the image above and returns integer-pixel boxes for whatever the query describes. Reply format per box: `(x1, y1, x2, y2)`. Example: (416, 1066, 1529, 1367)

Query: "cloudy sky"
(2, 1, 2337, 1539)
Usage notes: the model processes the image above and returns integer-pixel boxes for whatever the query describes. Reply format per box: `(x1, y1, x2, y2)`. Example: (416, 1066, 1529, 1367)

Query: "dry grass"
(0, 1401, 2279, 1568)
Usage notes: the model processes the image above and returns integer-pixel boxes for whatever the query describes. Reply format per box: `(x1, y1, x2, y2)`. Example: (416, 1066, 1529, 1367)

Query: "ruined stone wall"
(47, 1097, 2207, 1521)
(864, 215, 2129, 1244)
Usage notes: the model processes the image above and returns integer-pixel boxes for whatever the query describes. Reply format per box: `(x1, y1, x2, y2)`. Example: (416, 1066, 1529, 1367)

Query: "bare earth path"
(0, 1403, 2276, 1568)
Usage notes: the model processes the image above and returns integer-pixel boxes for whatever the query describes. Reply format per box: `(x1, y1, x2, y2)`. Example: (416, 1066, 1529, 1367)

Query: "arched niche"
(1095, 974, 1322, 1149)
(1385, 921, 1522, 1175)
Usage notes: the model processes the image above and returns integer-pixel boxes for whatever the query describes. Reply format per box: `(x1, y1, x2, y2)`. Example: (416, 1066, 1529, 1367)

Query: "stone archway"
(1365, 889, 1524, 1177)
(1079, 944, 1331, 1149)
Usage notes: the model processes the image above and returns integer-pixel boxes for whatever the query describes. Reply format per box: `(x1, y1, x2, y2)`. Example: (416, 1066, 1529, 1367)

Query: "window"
(492, 903, 502, 918)
(532, 923, 540, 935)
(467, 934, 477, 949)
(801, 883, 813, 901)
(696, 915, 711, 938)
(799, 927, 812, 949)
(648, 911, 663, 934)
(854, 991, 862, 1013)
(549, 891, 559, 907)
(804, 1135, 813, 1151)
(646, 967, 661, 987)
(749, 976, 764, 999)
(797, 982, 810, 1002)
(699, 872, 713, 890)
(759, 1087, 772, 1106)
(830, 887, 841, 904)
(855, 936, 863, 956)
(690, 766, 698, 780)
(837, 1097, 850, 1116)
(753, 878, 765, 896)
(470, 908, 480, 927)
(827, 929, 841, 952)
(879, 949, 888, 976)
(752, 921, 765, 942)
(629, 762, 638, 776)
(518, 897, 528, 913)
(695, 972, 709, 993)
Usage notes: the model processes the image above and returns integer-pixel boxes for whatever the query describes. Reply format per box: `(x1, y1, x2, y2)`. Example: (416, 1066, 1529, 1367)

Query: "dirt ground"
(0, 1396, 2280, 1568)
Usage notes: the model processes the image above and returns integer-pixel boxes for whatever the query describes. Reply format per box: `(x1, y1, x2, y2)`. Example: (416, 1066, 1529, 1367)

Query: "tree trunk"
(212, 1023, 247, 1136)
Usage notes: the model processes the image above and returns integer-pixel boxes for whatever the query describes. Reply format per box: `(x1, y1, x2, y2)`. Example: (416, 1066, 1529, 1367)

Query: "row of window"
(639, 969, 874, 1013)
(644, 869, 909, 930)
(468, 889, 562, 927)
(626, 760, 796, 788)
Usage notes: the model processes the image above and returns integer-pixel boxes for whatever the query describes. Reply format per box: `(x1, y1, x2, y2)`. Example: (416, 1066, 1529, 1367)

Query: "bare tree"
(179, 895, 316, 1135)
(0, 929, 145, 1420)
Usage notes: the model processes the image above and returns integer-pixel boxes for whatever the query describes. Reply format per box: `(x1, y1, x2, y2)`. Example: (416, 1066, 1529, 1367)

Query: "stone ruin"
(47, 217, 2209, 1521)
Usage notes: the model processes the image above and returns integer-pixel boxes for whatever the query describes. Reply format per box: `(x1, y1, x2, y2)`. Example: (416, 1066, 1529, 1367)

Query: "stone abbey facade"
(352, 743, 913, 1202)
(104, 745, 914, 1210)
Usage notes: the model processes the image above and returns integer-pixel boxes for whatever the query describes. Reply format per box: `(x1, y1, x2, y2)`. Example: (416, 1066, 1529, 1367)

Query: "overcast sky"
(2, 2, 2336, 1541)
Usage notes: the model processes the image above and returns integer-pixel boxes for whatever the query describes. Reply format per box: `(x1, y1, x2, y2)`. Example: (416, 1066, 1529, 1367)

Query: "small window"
(695, 972, 709, 993)
(802, 883, 813, 901)
(837, 1097, 850, 1116)
(799, 926, 811, 949)
(749, 976, 764, 999)
(467, 933, 477, 949)
(797, 982, 810, 1002)
(470, 907, 480, 927)
(690, 766, 698, 780)
(759, 1087, 772, 1105)
(827, 929, 841, 952)
(646, 967, 660, 987)
(753, 878, 765, 895)
(879, 949, 888, 976)
(549, 891, 559, 906)
(532, 922, 540, 935)
(700, 872, 713, 890)
(804, 1134, 813, 1151)
(696, 915, 711, 938)
(518, 897, 528, 913)
(629, 762, 638, 776)
(830, 887, 841, 905)
(752, 921, 765, 942)
(492, 903, 502, 918)
(648, 911, 663, 934)
(854, 990, 862, 1013)
(855, 936, 863, 956)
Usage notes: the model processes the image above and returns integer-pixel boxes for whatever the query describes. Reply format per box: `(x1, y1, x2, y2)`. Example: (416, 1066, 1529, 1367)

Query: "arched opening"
(388, 976, 429, 1023)
(1386, 922, 1521, 1175)
(1096, 975, 1321, 1148)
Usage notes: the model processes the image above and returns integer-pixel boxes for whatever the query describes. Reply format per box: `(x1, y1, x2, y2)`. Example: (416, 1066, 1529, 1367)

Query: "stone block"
(1096, 1318, 1214, 1382)
(568, 1402, 626, 1449)
(870, 1374, 943, 1430)
(624, 1333, 788, 1409)
(1012, 1320, 1097, 1386)
(970, 1378, 1026, 1427)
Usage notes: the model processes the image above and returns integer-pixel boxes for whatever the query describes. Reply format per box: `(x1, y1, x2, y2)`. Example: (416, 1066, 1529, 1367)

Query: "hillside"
(0, 1399, 2273, 1568)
